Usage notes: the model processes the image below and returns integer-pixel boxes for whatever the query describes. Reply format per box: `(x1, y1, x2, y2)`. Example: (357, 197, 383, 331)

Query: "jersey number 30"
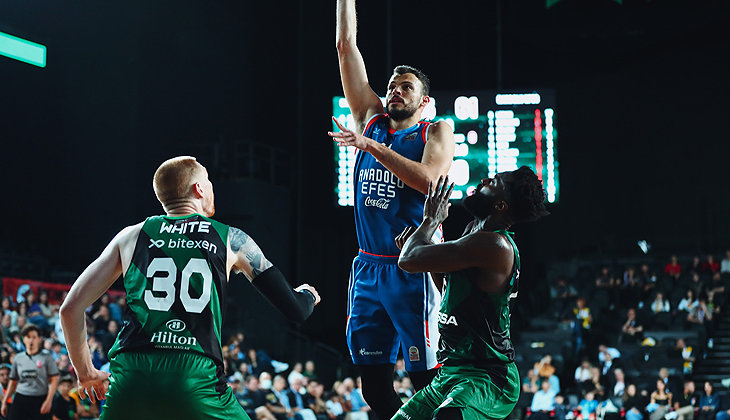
(144, 257, 212, 313)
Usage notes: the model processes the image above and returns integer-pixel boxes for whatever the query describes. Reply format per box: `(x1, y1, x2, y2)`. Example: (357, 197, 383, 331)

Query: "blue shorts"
(346, 250, 440, 371)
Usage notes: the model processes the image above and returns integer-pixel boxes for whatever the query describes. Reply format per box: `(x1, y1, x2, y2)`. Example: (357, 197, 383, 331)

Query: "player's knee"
(433, 407, 463, 420)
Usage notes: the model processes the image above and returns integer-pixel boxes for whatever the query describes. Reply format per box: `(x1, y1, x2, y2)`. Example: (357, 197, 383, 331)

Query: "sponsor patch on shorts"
(408, 346, 420, 362)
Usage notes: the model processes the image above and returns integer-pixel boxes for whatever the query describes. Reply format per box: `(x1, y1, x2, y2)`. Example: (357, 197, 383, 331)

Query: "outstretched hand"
(328, 117, 372, 151)
(424, 175, 454, 225)
(77, 368, 111, 404)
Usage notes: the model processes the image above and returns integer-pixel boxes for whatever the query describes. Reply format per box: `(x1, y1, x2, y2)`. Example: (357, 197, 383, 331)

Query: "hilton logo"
(166, 319, 186, 332)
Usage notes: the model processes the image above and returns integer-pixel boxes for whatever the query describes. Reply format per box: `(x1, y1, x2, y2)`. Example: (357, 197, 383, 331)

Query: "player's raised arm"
(228, 227, 320, 323)
(329, 117, 454, 195)
(336, 0, 385, 132)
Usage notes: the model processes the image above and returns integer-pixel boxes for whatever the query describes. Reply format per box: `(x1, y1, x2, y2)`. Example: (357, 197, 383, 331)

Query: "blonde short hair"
(153, 156, 203, 207)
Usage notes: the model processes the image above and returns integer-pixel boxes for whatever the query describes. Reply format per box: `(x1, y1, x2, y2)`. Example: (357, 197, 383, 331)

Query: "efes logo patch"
(36, 360, 43, 368)
(404, 133, 418, 141)
(408, 346, 420, 362)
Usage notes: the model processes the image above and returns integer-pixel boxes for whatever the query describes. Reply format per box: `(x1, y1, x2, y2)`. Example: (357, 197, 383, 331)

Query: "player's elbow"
(398, 256, 418, 273)
(336, 37, 356, 55)
(59, 299, 82, 323)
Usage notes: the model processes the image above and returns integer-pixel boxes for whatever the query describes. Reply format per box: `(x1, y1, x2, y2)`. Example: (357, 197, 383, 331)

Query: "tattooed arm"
(228, 227, 274, 280)
(228, 227, 320, 322)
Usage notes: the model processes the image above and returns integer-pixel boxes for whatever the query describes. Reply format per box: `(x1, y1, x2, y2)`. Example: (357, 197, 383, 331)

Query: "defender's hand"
(424, 175, 454, 225)
(295, 284, 321, 306)
(329, 117, 373, 151)
(395, 226, 417, 250)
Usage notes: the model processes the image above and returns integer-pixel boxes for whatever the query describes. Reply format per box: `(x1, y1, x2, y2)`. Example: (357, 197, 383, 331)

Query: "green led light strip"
(0, 31, 46, 67)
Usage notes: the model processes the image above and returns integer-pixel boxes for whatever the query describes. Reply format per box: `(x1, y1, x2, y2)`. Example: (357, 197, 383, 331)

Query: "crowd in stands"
(0, 286, 418, 420)
(2, 251, 730, 419)
(522, 251, 730, 420)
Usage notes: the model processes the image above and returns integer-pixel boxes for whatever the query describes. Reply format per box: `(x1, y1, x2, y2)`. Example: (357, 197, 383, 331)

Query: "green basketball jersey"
(109, 214, 229, 391)
(436, 230, 520, 383)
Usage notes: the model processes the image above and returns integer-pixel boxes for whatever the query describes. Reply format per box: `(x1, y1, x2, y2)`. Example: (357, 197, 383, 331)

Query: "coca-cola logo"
(364, 196, 391, 209)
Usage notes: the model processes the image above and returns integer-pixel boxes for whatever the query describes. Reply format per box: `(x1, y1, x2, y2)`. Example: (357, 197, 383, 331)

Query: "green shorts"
(101, 350, 249, 420)
(393, 363, 520, 420)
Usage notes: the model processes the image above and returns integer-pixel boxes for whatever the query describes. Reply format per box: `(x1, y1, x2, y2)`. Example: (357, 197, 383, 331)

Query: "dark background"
(1, 0, 729, 373)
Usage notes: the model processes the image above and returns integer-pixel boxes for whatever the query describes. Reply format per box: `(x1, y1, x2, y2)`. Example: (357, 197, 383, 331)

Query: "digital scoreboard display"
(333, 90, 559, 206)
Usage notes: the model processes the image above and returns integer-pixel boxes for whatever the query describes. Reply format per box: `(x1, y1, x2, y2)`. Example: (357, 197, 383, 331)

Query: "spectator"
(303, 361, 318, 383)
(0, 364, 10, 395)
(665, 255, 683, 280)
(578, 391, 598, 420)
(575, 358, 594, 393)
(598, 344, 621, 366)
(1, 315, 11, 343)
(284, 377, 317, 420)
(1, 324, 60, 420)
(658, 367, 681, 396)
(607, 368, 627, 400)
(638, 264, 658, 299)
(673, 380, 697, 420)
(689, 256, 702, 275)
(108, 295, 125, 323)
(689, 273, 706, 300)
(304, 381, 329, 420)
(596, 267, 615, 289)
(623, 384, 647, 420)
(238, 375, 277, 420)
(260, 372, 273, 390)
(530, 380, 557, 420)
(96, 319, 119, 354)
(288, 363, 305, 386)
(687, 298, 712, 325)
(702, 255, 720, 274)
(534, 355, 560, 391)
(649, 379, 672, 420)
(347, 376, 371, 420)
(91, 304, 110, 333)
(678, 290, 699, 316)
(698, 382, 720, 420)
(620, 309, 644, 343)
(650, 293, 670, 313)
(550, 278, 578, 318)
(571, 298, 593, 356)
(669, 339, 696, 374)
(523, 369, 540, 394)
(393, 359, 407, 381)
(715, 393, 730, 420)
(554, 394, 572, 420)
(721, 250, 730, 275)
(621, 267, 641, 308)
(245, 348, 274, 377)
(50, 376, 76, 420)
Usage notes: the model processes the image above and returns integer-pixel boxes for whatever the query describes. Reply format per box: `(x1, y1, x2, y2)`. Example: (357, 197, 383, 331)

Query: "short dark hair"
(392, 65, 430, 96)
(504, 166, 550, 223)
(21, 323, 42, 338)
(59, 376, 75, 385)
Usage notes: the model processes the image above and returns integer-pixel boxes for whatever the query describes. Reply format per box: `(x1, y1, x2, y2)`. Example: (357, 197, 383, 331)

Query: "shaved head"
(153, 156, 213, 215)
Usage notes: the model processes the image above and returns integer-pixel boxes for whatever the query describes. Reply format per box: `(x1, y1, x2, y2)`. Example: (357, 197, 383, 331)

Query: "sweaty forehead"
(388, 73, 422, 88)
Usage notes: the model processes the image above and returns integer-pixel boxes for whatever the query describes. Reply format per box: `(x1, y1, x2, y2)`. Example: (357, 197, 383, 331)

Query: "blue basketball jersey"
(354, 114, 438, 256)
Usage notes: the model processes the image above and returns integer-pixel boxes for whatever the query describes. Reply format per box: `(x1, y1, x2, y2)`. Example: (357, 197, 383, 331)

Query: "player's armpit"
(229, 227, 273, 281)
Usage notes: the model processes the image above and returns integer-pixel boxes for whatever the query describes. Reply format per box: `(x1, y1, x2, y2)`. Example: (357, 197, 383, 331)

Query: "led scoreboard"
(333, 90, 559, 206)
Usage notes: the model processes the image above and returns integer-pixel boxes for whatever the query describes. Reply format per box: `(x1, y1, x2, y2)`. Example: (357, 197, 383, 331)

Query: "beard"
(387, 101, 419, 122)
(462, 190, 495, 219)
(204, 194, 216, 217)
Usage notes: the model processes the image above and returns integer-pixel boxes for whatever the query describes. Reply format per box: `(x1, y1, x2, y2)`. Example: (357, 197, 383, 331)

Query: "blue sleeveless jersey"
(354, 114, 436, 256)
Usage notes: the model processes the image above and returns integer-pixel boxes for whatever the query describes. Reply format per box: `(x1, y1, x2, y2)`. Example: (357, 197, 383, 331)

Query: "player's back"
(109, 214, 229, 368)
